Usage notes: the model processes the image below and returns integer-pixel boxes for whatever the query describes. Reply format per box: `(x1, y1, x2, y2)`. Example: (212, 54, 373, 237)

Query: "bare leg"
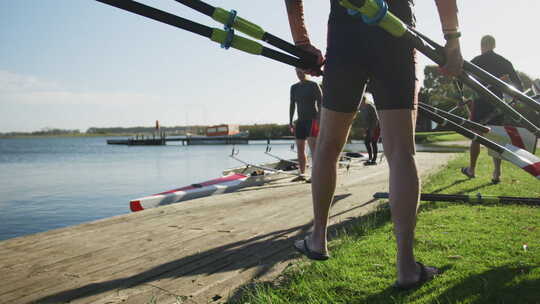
(296, 139, 307, 174)
(379, 109, 421, 285)
(467, 140, 481, 176)
(492, 156, 502, 181)
(306, 108, 356, 254)
(307, 136, 317, 161)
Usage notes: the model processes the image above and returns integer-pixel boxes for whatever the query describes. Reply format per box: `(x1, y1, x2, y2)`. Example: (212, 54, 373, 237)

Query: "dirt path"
(0, 152, 457, 304)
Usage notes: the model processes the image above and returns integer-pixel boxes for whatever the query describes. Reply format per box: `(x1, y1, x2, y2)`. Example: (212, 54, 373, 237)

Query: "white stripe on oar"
(499, 144, 540, 180)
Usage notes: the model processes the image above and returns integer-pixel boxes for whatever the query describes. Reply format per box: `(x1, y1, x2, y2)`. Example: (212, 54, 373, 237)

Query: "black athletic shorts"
(295, 119, 318, 139)
(471, 98, 504, 125)
(323, 0, 418, 113)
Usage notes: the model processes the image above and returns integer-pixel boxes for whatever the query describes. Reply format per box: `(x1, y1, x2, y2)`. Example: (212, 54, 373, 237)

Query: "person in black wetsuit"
(461, 35, 523, 184)
(359, 93, 380, 165)
(285, 0, 463, 288)
(289, 68, 322, 180)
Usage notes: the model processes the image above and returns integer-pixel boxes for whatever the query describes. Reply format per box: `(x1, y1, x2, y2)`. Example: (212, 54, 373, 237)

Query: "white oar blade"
(500, 144, 540, 180)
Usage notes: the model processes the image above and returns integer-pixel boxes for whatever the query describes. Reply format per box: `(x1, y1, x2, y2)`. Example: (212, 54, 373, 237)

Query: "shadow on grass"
(430, 179, 469, 194)
(360, 265, 539, 304)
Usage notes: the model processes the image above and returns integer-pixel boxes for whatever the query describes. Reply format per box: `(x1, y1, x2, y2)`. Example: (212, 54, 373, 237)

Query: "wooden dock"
(107, 135, 295, 146)
(0, 152, 456, 304)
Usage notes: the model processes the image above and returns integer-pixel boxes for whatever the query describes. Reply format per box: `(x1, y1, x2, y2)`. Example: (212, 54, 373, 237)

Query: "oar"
(94, 0, 317, 71)
(419, 106, 540, 180)
(265, 145, 300, 165)
(340, 0, 540, 137)
(449, 80, 471, 116)
(408, 26, 540, 115)
(229, 147, 301, 177)
(419, 103, 490, 134)
(171, 0, 320, 69)
(374, 192, 540, 206)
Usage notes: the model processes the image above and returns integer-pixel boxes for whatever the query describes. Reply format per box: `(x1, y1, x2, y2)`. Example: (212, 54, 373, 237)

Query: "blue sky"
(1, 1, 538, 132)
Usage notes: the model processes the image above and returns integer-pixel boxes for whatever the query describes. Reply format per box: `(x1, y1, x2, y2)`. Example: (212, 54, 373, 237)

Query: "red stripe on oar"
(130, 200, 144, 212)
(522, 162, 540, 178)
(504, 126, 526, 149)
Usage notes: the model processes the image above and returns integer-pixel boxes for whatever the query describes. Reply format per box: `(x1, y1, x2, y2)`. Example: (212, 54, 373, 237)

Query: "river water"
(0, 136, 462, 241)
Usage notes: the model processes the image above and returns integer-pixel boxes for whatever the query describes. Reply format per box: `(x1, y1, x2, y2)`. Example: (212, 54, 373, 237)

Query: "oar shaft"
(95, 0, 310, 69)
(418, 106, 506, 154)
(96, 0, 213, 37)
(374, 192, 540, 205)
(419, 103, 489, 134)
(173, 0, 320, 69)
(402, 29, 540, 137)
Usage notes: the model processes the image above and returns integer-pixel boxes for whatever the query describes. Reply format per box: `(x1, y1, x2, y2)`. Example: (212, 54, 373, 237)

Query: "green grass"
(415, 131, 467, 144)
(231, 150, 540, 304)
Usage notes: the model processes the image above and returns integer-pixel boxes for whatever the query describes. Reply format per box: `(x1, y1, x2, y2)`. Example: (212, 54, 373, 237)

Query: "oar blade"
(499, 144, 540, 180)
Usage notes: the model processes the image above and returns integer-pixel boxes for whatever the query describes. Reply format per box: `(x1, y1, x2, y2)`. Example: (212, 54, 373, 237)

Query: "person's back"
(472, 50, 521, 99)
(470, 35, 522, 125)
(291, 80, 321, 121)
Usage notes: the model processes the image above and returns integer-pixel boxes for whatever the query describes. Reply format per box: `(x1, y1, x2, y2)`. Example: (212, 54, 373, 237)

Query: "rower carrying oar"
(94, 0, 323, 73)
(419, 106, 540, 180)
(340, 0, 540, 137)
(374, 192, 540, 206)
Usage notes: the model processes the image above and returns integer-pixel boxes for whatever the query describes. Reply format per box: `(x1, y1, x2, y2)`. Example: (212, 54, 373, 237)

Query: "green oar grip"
(212, 7, 265, 40)
(210, 28, 263, 55)
(339, 0, 407, 37)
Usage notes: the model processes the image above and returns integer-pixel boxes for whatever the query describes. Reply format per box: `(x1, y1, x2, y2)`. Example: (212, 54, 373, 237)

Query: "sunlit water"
(0, 137, 300, 241)
(0, 137, 461, 241)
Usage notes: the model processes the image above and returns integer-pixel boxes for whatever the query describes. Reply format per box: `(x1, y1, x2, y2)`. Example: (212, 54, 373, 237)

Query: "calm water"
(0, 137, 300, 241)
(0, 137, 461, 241)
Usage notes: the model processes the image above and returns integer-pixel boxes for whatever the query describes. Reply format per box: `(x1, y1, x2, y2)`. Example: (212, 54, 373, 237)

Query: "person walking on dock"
(289, 68, 322, 181)
(461, 35, 523, 184)
(359, 92, 380, 165)
(285, 0, 463, 289)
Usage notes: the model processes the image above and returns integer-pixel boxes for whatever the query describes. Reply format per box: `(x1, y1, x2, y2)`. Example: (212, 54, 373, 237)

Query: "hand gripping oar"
(94, 0, 321, 72)
(419, 106, 540, 180)
(339, 0, 540, 137)
(374, 192, 540, 206)
(419, 103, 490, 134)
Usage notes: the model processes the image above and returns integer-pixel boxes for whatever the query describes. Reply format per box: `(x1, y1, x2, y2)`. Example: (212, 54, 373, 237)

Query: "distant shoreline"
(0, 133, 132, 139)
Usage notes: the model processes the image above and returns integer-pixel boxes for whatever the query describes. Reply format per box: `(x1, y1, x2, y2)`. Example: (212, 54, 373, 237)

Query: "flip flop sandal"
(393, 262, 440, 291)
(294, 237, 330, 261)
(461, 167, 475, 179)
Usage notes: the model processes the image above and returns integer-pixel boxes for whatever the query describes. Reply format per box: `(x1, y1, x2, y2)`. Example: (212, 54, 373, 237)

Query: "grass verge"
(231, 150, 540, 304)
(415, 131, 467, 144)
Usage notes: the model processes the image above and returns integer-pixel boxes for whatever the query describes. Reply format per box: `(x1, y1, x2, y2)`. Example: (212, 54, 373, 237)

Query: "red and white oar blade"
(499, 144, 540, 180)
(486, 125, 537, 153)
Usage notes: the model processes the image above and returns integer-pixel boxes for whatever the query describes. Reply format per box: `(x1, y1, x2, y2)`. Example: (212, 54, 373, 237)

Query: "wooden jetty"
(107, 135, 296, 146)
(0, 152, 455, 304)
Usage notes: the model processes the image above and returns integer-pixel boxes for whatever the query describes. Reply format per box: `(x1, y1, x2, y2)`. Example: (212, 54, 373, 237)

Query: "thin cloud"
(0, 70, 160, 106)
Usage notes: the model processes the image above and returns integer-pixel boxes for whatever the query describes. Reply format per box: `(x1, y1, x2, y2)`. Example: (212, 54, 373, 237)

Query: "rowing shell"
(130, 160, 298, 212)
(130, 173, 250, 212)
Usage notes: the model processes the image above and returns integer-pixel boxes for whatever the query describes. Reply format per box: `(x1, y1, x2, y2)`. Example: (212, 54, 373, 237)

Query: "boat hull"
(130, 160, 299, 212)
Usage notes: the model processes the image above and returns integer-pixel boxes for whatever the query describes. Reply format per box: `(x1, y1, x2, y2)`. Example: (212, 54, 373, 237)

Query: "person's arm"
(314, 82, 322, 119)
(508, 64, 524, 92)
(434, 0, 463, 77)
(289, 86, 296, 127)
(284, 0, 324, 75)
